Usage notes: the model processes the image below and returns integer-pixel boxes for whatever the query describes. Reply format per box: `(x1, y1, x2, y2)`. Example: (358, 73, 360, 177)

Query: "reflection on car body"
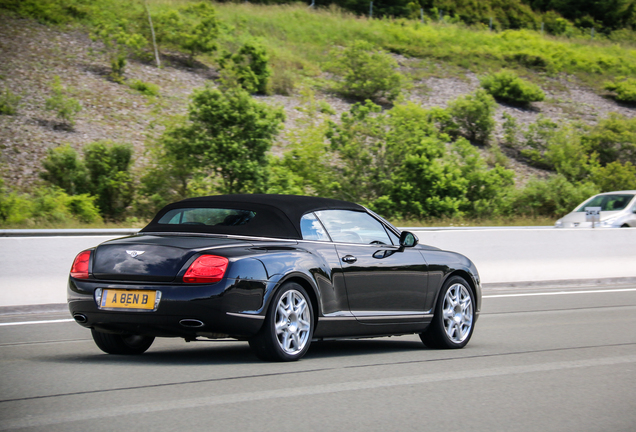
(68, 194, 481, 361)
(555, 191, 636, 228)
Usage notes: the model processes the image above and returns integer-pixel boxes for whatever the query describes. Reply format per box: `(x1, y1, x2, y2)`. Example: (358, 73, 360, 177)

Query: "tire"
(91, 329, 155, 355)
(420, 276, 475, 349)
(249, 282, 314, 362)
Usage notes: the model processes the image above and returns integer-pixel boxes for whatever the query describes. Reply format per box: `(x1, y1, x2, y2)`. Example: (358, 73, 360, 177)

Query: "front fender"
(420, 250, 481, 314)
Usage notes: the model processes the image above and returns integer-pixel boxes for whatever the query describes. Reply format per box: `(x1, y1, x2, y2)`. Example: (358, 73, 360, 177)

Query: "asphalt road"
(1, 283, 635, 432)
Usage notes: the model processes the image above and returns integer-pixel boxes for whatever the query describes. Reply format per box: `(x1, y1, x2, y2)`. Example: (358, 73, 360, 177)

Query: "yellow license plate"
(100, 289, 158, 311)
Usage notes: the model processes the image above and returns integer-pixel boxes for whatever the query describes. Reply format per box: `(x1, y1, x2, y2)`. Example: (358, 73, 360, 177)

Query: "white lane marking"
(0, 319, 74, 327)
(483, 287, 636, 299)
(1, 354, 635, 430)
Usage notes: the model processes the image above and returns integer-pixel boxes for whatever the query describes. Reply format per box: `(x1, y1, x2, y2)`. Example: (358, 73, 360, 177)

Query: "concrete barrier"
(0, 228, 635, 307)
(0, 235, 123, 307)
(410, 227, 636, 284)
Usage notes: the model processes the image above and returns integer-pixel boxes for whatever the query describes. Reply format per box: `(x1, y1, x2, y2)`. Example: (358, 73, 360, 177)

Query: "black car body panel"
(68, 194, 481, 357)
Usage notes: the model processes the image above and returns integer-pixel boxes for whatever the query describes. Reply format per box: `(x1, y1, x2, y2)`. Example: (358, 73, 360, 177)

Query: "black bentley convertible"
(68, 194, 481, 361)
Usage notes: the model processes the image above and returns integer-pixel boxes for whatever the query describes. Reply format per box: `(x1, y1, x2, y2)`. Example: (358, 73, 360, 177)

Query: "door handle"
(342, 255, 357, 264)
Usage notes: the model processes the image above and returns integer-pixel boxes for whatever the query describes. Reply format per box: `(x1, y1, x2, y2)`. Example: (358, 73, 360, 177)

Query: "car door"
(314, 210, 429, 324)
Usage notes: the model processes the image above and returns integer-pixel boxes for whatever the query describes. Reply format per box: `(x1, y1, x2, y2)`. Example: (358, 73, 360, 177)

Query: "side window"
(315, 210, 392, 245)
(300, 213, 330, 241)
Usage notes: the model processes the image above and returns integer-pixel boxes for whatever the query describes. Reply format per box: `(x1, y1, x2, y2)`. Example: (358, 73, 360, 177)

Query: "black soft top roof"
(140, 194, 366, 239)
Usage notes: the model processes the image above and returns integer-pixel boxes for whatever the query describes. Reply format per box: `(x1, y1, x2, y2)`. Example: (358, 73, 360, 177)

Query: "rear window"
(158, 208, 257, 227)
(141, 201, 300, 239)
(576, 194, 634, 212)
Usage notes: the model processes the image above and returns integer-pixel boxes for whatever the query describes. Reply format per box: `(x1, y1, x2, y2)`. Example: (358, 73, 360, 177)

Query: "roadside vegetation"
(1, 0, 635, 229)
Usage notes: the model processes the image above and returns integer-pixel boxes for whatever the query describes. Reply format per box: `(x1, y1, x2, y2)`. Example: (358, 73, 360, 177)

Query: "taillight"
(70, 250, 91, 279)
(183, 255, 228, 284)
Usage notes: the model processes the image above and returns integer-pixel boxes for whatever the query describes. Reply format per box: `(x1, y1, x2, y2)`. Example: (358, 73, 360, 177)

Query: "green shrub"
(44, 76, 82, 126)
(446, 89, 497, 145)
(40, 144, 88, 195)
(504, 53, 552, 71)
(513, 175, 599, 217)
(39, 141, 135, 220)
(31, 187, 79, 224)
(581, 113, 636, 166)
(0, 0, 75, 24)
(127, 80, 160, 97)
(328, 40, 404, 102)
(590, 161, 636, 192)
(501, 112, 519, 147)
(0, 87, 21, 115)
(480, 70, 545, 105)
(540, 126, 594, 182)
(32, 187, 101, 224)
(604, 78, 636, 103)
(0, 178, 33, 225)
(65, 194, 103, 223)
(0, 180, 102, 227)
(92, 20, 147, 82)
(179, 2, 219, 64)
(387, 137, 515, 219)
(523, 115, 559, 151)
(219, 41, 272, 95)
(521, 119, 595, 181)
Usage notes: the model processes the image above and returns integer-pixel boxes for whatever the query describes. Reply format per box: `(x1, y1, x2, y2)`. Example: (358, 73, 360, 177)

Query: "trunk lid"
(91, 234, 251, 282)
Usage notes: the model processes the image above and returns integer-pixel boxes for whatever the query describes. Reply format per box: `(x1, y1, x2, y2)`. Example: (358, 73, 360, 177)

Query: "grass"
(392, 215, 555, 228)
(12, 0, 635, 90)
(210, 3, 636, 89)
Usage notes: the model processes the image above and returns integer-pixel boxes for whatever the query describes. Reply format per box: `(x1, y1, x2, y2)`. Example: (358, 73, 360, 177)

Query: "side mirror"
(399, 231, 418, 248)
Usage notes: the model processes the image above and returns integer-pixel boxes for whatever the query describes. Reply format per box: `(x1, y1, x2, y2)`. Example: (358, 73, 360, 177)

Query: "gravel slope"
(1, 14, 634, 190)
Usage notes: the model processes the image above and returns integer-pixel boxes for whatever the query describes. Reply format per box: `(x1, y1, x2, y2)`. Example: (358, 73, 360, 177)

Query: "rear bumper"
(67, 277, 269, 339)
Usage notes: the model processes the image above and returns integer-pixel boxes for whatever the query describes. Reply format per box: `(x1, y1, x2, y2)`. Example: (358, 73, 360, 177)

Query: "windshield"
(576, 194, 634, 212)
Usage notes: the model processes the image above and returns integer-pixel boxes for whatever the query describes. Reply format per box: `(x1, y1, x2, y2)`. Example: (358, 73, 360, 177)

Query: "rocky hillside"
(1, 12, 635, 191)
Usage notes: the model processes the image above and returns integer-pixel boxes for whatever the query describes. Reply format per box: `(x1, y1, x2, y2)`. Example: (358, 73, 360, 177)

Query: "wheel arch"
(432, 269, 480, 313)
(269, 273, 320, 329)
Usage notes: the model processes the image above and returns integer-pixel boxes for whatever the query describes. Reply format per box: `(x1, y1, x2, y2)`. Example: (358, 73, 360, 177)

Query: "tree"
(83, 141, 135, 220)
(150, 85, 285, 196)
(267, 89, 338, 196)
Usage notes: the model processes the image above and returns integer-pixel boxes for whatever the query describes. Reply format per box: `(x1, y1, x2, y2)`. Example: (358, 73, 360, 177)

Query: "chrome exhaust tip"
(179, 319, 205, 328)
(73, 313, 88, 323)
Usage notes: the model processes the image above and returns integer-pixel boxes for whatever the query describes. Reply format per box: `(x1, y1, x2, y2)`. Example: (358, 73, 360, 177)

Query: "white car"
(555, 191, 636, 228)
